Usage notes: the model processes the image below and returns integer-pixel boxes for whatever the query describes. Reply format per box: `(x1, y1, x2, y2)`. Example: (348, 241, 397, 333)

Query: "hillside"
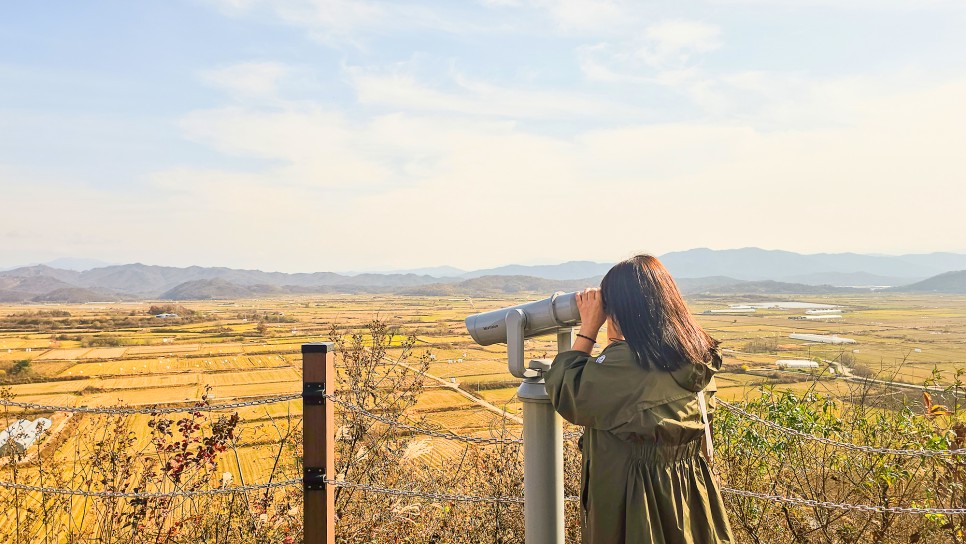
(160, 279, 300, 300)
(0, 289, 32, 303)
(32, 287, 135, 303)
(0, 274, 77, 294)
(887, 270, 966, 294)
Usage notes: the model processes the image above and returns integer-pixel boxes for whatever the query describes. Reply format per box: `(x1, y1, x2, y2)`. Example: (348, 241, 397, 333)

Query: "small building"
(776, 359, 820, 369)
(155, 313, 179, 319)
(806, 308, 843, 315)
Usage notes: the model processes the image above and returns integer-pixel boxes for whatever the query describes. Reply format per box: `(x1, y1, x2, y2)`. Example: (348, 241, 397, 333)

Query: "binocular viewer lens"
(464, 291, 581, 345)
(465, 291, 582, 379)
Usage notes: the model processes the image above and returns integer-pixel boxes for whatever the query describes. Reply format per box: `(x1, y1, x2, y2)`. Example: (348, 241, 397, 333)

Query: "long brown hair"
(600, 254, 718, 371)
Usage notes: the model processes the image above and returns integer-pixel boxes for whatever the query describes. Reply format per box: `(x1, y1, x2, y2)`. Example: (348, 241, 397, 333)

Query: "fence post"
(302, 342, 335, 544)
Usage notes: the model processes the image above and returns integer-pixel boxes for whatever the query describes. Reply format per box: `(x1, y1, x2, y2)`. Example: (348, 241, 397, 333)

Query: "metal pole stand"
(513, 329, 570, 544)
(517, 368, 564, 544)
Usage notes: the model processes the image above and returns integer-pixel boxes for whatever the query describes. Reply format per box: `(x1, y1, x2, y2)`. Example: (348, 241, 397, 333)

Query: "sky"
(1, 1, 965, 273)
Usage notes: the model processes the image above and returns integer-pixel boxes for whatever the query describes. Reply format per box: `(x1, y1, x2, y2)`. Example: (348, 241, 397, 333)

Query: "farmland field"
(0, 293, 964, 539)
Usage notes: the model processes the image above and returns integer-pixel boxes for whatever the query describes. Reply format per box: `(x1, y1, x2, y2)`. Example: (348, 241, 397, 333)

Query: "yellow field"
(0, 292, 964, 539)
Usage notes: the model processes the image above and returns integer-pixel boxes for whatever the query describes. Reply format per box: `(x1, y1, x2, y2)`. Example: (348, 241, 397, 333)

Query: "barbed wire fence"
(4, 334, 966, 544)
(2, 390, 964, 515)
(716, 399, 966, 457)
(0, 393, 303, 415)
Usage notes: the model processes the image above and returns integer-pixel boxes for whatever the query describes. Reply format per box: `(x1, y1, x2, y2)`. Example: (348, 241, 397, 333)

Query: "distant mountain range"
(0, 257, 114, 272)
(363, 249, 966, 285)
(0, 248, 964, 301)
(459, 261, 614, 281)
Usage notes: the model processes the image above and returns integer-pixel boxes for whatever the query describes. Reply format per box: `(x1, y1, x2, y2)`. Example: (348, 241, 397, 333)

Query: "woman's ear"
(607, 316, 622, 337)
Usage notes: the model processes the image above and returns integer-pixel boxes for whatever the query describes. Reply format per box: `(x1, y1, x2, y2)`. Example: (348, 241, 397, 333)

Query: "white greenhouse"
(0, 418, 52, 456)
(776, 359, 820, 369)
(789, 333, 856, 344)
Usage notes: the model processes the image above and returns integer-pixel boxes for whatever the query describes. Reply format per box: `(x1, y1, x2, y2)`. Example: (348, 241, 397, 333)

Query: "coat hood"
(669, 346, 722, 392)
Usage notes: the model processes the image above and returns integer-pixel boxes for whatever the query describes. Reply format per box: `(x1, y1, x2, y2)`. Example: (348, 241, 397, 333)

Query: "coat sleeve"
(545, 349, 636, 430)
(706, 376, 719, 421)
(544, 350, 596, 427)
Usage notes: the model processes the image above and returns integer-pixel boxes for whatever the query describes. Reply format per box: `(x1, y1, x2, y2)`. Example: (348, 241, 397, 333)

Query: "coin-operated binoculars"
(465, 292, 581, 544)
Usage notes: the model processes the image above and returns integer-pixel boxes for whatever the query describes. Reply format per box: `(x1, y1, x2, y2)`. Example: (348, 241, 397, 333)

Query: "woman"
(545, 254, 734, 543)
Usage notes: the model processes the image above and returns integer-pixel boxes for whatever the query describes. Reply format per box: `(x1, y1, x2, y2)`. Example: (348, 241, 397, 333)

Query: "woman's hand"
(576, 287, 606, 336)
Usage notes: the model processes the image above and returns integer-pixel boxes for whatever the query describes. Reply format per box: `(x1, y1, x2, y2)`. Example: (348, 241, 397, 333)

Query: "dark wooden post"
(302, 342, 335, 544)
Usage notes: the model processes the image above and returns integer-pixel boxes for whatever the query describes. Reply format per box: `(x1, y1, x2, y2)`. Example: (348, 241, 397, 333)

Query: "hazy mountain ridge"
(886, 270, 966, 294)
(160, 279, 287, 300)
(33, 287, 138, 303)
(0, 290, 33, 303)
(0, 263, 448, 298)
(659, 248, 966, 281)
(691, 280, 862, 295)
(459, 261, 614, 281)
(1, 249, 965, 300)
(398, 275, 604, 297)
(673, 276, 746, 294)
(777, 271, 916, 287)
(0, 274, 77, 293)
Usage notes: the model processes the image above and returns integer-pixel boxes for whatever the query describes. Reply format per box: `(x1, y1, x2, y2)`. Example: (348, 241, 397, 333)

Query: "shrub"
(716, 384, 966, 544)
(9, 359, 31, 375)
(147, 304, 195, 317)
(742, 337, 779, 353)
(82, 334, 123, 347)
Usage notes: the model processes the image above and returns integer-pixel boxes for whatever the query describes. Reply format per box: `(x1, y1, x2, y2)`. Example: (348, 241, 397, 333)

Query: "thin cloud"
(201, 62, 293, 99)
(134, 75, 966, 269)
(575, 20, 722, 79)
(640, 20, 722, 68)
(347, 66, 648, 120)
(479, 0, 640, 36)
(705, 0, 965, 9)
(177, 105, 396, 188)
(203, 0, 498, 42)
(5, 1, 966, 270)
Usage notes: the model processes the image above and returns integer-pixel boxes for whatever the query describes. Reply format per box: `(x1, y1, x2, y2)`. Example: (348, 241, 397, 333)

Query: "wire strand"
(717, 399, 966, 457)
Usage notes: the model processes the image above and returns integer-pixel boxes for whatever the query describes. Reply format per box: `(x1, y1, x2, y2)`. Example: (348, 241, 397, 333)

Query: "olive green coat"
(545, 341, 734, 544)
